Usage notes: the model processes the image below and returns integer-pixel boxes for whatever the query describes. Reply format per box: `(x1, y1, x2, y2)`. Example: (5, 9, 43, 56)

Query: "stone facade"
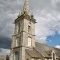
(10, 0, 60, 60)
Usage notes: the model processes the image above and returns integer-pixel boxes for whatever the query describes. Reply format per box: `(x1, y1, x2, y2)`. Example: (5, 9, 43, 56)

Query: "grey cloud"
(0, 14, 14, 38)
(0, 36, 11, 49)
(29, 0, 51, 9)
(29, 0, 60, 14)
(0, 0, 60, 49)
(55, 2, 60, 12)
(0, 0, 23, 12)
(0, 48, 10, 55)
(0, 49, 2, 52)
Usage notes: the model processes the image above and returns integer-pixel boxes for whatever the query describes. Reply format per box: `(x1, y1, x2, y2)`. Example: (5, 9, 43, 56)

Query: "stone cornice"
(12, 30, 36, 37)
(14, 14, 36, 24)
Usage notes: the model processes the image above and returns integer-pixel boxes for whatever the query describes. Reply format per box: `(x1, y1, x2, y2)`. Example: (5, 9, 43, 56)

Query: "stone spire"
(21, 0, 29, 15)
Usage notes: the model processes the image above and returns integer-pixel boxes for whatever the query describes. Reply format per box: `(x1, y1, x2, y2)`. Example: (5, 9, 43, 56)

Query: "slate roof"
(54, 48, 60, 58)
(26, 48, 41, 58)
(26, 42, 60, 59)
(35, 42, 52, 58)
(35, 42, 60, 58)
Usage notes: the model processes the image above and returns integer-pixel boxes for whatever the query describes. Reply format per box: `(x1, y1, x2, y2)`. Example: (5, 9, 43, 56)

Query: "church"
(10, 0, 60, 60)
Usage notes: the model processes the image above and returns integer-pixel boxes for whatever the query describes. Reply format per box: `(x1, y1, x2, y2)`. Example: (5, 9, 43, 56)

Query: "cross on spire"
(21, 0, 29, 15)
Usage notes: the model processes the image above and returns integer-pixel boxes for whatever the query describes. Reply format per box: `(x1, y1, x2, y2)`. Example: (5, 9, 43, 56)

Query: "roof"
(25, 42, 60, 59)
(54, 48, 60, 58)
(35, 42, 51, 58)
(26, 48, 41, 58)
(35, 42, 60, 58)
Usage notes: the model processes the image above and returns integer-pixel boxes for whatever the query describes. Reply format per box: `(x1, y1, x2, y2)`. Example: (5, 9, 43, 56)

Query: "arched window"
(15, 52, 19, 60)
(16, 39, 18, 47)
(53, 53, 55, 60)
(6, 55, 9, 60)
(16, 23, 20, 33)
(15, 38, 19, 47)
(28, 37, 32, 47)
(17, 23, 20, 33)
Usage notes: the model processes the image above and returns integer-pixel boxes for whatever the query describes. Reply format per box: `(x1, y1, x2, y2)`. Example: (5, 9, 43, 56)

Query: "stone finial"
(21, 0, 29, 15)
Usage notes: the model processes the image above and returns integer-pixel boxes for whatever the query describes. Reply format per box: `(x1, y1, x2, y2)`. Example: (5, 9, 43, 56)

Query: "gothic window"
(28, 37, 32, 47)
(15, 38, 19, 47)
(17, 23, 20, 33)
(6, 55, 9, 60)
(19, 36, 21, 46)
(53, 53, 55, 60)
(28, 26, 31, 33)
(15, 52, 19, 60)
(18, 23, 20, 33)
(16, 39, 18, 47)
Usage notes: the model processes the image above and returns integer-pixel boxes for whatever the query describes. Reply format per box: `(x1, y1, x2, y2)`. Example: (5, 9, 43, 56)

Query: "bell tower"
(10, 0, 36, 60)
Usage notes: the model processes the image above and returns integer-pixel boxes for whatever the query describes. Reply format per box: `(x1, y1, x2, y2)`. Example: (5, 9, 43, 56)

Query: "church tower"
(10, 0, 36, 60)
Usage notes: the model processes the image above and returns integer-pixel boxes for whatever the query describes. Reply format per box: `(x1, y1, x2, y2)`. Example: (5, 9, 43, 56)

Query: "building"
(10, 0, 60, 60)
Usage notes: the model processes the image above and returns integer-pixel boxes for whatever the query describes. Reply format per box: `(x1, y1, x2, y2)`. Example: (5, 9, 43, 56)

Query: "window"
(28, 26, 31, 33)
(28, 37, 32, 47)
(19, 36, 21, 46)
(18, 23, 20, 33)
(16, 40, 18, 47)
(17, 23, 20, 33)
(53, 53, 55, 60)
(15, 52, 19, 60)
(6, 55, 9, 60)
(16, 38, 19, 47)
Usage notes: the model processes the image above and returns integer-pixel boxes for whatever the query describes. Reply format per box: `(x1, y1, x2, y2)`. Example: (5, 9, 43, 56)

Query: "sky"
(0, 0, 60, 55)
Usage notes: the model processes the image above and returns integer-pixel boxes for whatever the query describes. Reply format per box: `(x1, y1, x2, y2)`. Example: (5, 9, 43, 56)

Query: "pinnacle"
(21, 0, 29, 15)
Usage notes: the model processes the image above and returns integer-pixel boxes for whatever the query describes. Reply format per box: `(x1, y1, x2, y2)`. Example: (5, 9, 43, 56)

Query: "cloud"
(0, 0, 24, 38)
(0, 48, 10, 55)
(0, 0, 60, 49)
(0, 37, 11, 49)
(55, 45, 60, 49)
(35, 10, 60, 43)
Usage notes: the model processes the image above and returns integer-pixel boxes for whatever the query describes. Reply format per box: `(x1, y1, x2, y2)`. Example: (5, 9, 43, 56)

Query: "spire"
(21, 0, 29, 15)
